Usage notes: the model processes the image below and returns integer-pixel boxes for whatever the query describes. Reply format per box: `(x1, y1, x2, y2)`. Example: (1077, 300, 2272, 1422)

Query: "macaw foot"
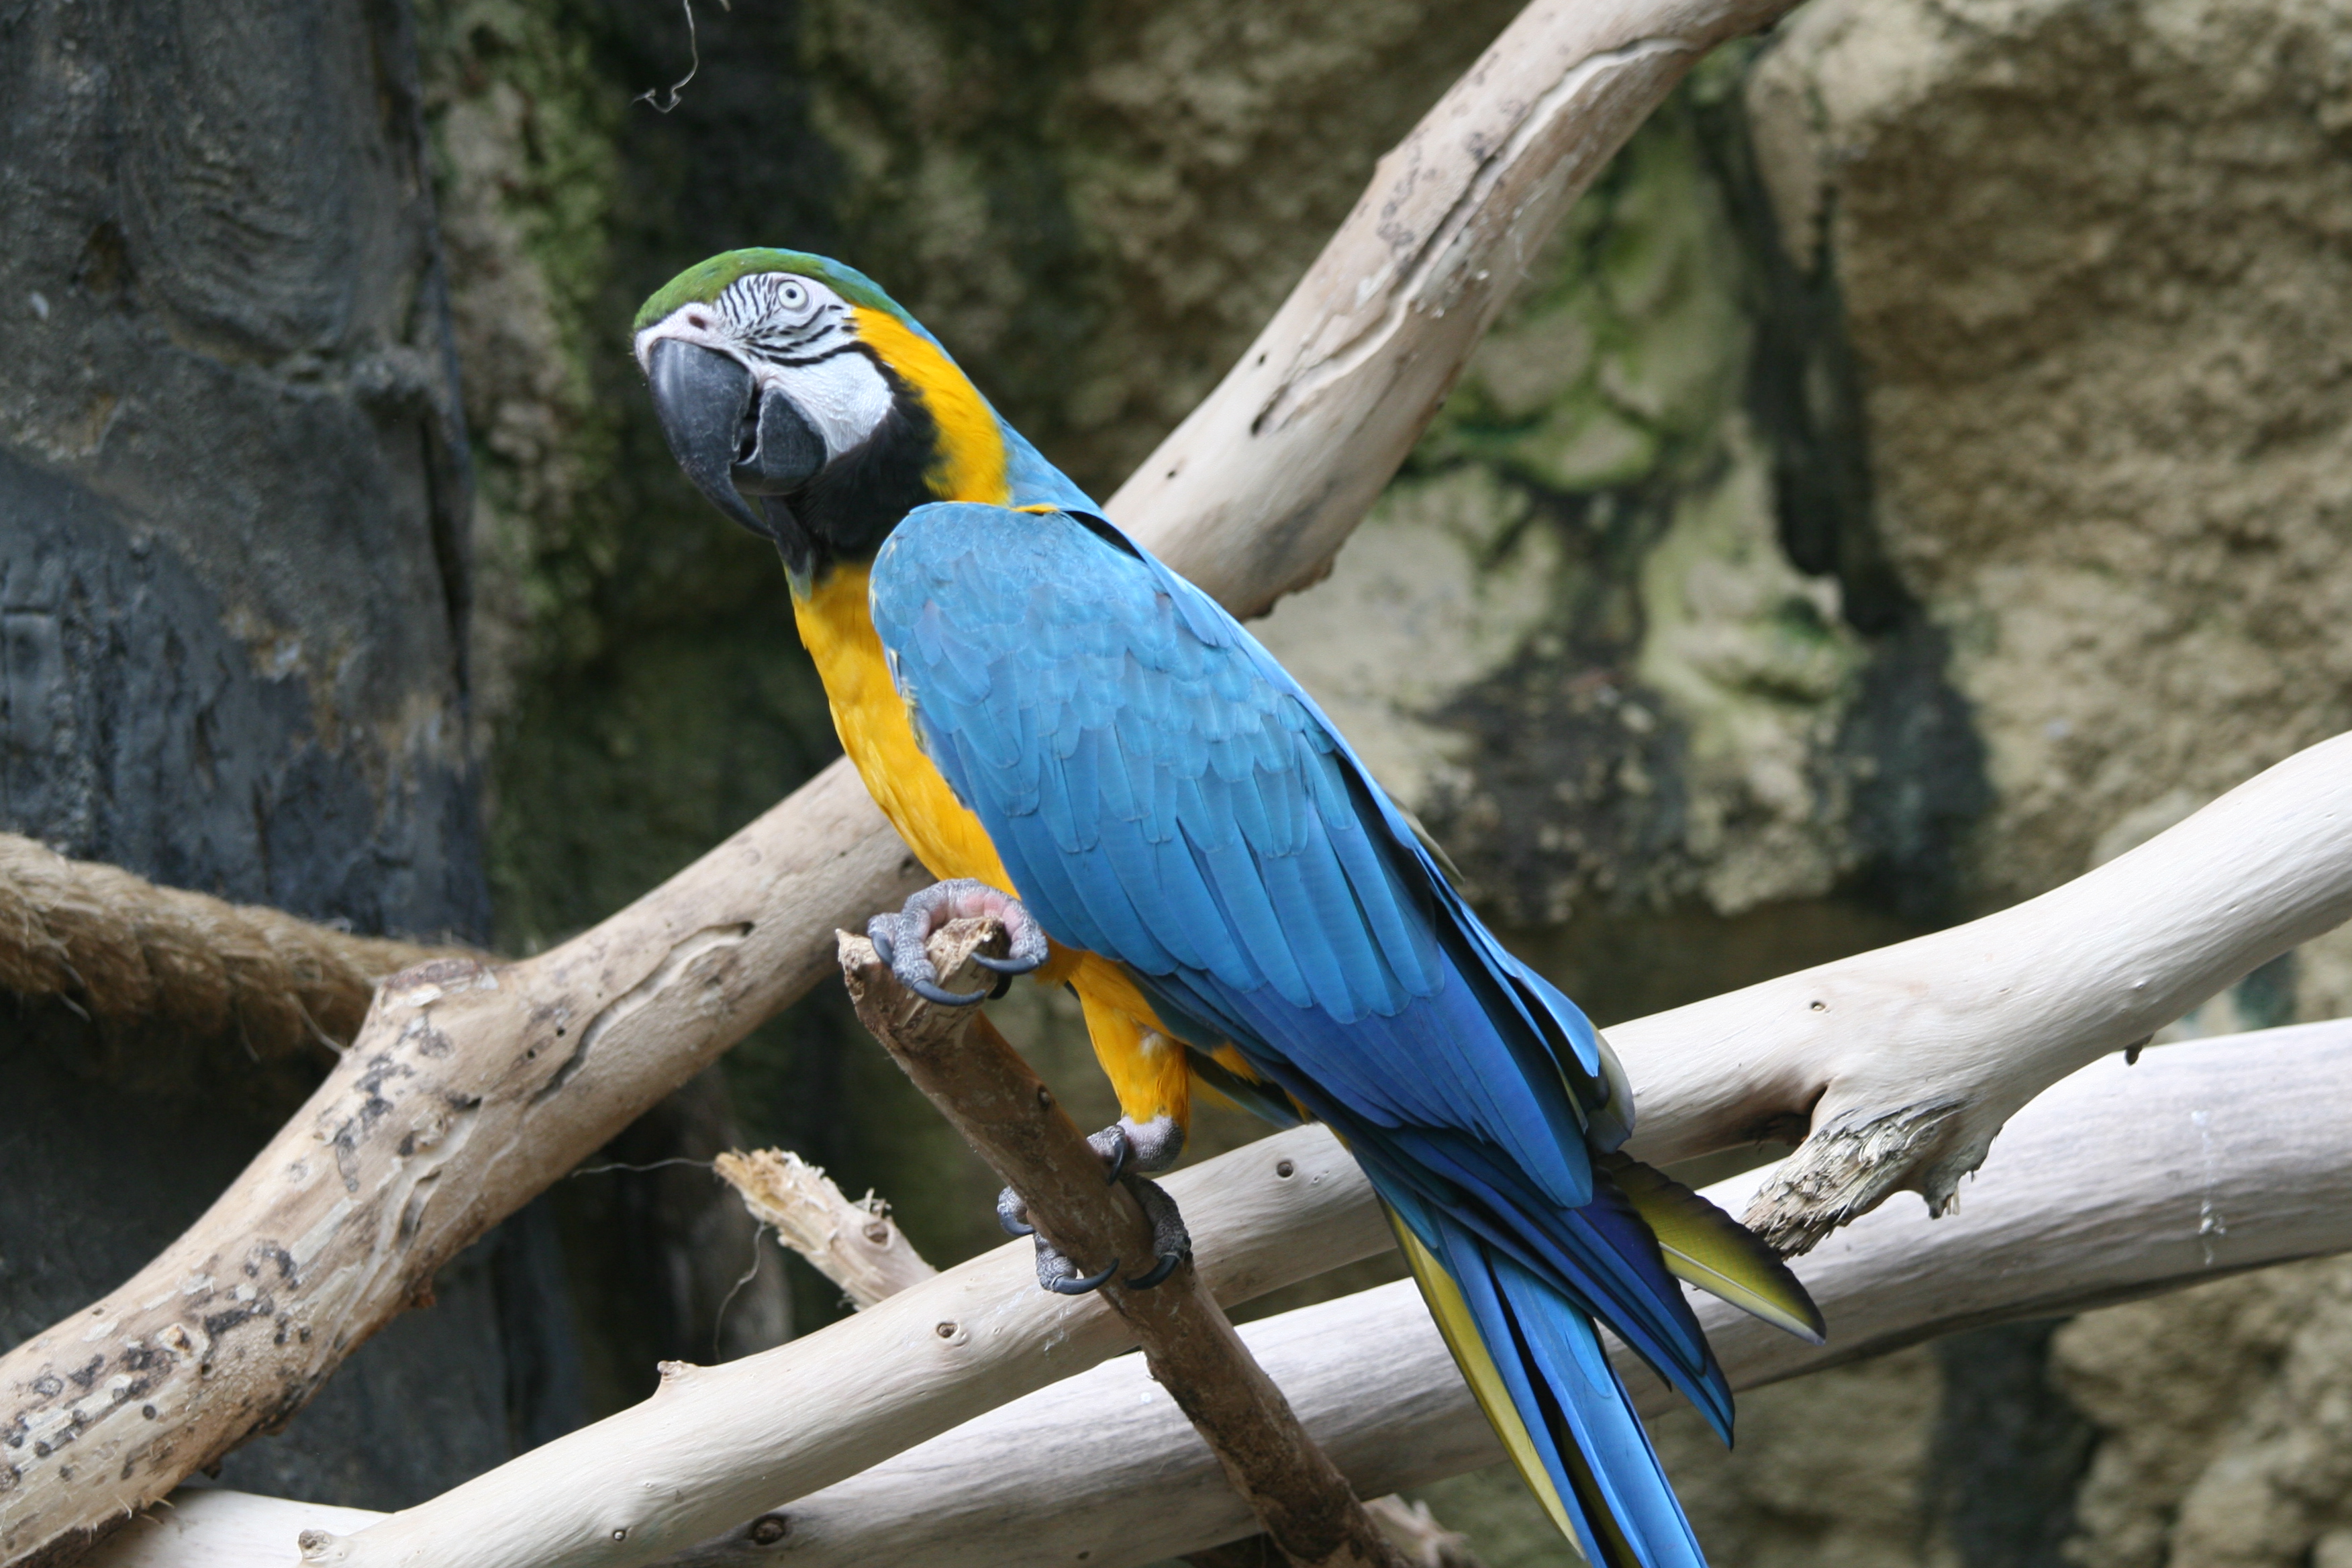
(1089, 1114, 1185, 1182)
(866, 878, 1050, 1007)
(1119, 1177, 1193, 1289)
(997, 1116, 1191, 1293)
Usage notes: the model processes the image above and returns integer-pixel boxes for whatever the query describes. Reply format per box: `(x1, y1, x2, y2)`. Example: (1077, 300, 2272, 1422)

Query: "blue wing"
(870, 502, 1728, 1567)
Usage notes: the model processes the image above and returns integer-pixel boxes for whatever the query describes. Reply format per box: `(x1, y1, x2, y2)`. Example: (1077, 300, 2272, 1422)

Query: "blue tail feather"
(1426, 1208, 1709, 1568)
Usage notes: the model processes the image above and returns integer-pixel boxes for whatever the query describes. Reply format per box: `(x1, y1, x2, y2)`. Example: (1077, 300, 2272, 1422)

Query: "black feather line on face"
(744, 341, 866, 371)
(775, 354, 940, 584)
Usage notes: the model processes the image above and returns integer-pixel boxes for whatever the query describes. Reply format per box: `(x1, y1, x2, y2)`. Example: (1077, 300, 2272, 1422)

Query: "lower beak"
(646, 338, 770, 537)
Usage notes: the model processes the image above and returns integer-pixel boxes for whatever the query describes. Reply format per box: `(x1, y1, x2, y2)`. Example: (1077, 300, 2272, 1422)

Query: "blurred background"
(5, 1, 2352, 1563)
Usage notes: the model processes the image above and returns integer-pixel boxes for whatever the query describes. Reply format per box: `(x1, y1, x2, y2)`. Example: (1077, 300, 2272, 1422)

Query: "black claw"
(1125, 1252, 1183, 1289)
(868, 878, 1051, 1010)
(1046, 1257, 1120, 1295)
(1101, 1130, 1130, 1185)
(996, 1188, 1034, 1237)
(1122, 1174, 1192, 1287)
(905, 975, 990, 1007)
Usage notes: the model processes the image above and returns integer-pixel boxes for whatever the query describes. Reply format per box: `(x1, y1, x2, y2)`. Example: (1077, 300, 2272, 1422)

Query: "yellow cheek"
(850, 306, 1009, 505)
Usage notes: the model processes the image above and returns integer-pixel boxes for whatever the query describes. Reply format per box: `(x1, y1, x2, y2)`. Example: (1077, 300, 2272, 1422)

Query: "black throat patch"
(773, 354, 940, 583)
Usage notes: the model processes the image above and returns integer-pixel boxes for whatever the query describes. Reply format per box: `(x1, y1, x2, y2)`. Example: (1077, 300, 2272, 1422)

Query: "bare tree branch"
(716, 1125, 1465, 1568)
(0, 833, 464, 1063)
(285, 1119, 1387, 1568)
(1108, 0, 1804, 616)
(45, 716, 2352, 1567)
(85, 1019, 2352, 1568)
(634, 1015, 2352, 1568)
(1607, 732, 2352, 1251)
(288, 735, 2347, 1567)
(836, 918, 1406, 1568)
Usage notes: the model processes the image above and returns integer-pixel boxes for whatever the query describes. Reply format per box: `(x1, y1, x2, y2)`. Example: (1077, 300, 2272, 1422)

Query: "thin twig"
(569, 1155, 716, 1178)
(633, 0, 730, 114)
(712, 1222, 772, 1347)
(838, 917, 1409, 1568)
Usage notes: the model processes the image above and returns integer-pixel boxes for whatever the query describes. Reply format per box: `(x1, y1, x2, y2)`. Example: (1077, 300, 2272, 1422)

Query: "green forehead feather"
(632, 249, 910, 334)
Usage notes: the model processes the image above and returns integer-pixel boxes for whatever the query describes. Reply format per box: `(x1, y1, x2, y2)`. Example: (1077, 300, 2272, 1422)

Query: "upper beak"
(647, 337, 769, 536)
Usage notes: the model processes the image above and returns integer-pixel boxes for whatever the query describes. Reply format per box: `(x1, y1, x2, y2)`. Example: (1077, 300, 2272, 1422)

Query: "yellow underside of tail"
(1608, 1156, 1825, 1345)
(1389, 1212, 1578, 1541)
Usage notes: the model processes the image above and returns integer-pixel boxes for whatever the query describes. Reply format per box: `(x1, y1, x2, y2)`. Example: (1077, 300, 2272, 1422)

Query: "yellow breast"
(793, 564, 1010, 887)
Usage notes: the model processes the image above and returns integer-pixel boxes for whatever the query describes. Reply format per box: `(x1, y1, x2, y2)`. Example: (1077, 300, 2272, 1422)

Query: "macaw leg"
(997, 1116, 1192, 1293)
(865, 878, 1050, 1006)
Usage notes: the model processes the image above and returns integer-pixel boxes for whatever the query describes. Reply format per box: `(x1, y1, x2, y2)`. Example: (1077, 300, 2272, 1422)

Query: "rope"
(0, 833, 477, 1061)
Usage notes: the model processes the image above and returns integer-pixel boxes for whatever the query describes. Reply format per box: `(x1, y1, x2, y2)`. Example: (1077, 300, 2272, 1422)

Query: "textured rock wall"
(1249, 59, 1967, 937)
(0, 0, 581, 1510)
(1751, 0, 2352, 914)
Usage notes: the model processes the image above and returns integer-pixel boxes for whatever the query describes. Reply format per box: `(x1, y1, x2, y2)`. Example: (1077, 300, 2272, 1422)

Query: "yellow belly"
(793, 565, 1191, 1126)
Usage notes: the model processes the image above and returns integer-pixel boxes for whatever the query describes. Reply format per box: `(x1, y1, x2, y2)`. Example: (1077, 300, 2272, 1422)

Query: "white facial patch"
(634, 271, 895, 461)
(754, 349, 891, 460)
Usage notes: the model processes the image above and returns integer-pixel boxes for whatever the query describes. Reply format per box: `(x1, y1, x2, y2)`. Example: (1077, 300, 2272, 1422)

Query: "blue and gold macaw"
(635, 250, 1822, 1568)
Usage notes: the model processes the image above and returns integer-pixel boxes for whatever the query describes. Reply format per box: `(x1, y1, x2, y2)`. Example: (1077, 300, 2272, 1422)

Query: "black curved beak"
(646, 338, 826, 540)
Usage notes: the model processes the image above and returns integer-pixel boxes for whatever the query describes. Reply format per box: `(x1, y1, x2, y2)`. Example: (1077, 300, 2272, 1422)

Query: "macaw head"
(633, 249, 1008, 584)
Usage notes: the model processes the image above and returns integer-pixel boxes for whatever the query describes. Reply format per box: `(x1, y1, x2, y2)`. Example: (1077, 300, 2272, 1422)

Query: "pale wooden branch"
(291, 738, 2349, 1568)
(99, 1019, 2352, 1568)
(0, 3, 1796, 1558)
(285, 1120, 1387, 1568)
(0, 762, 922, 1568)
(714, 1148, 936, 1308)
(836, 919, 1406, 1568)
(1108, 0, 1803, 618)
(1606, 732, 2352, 1252)
(719, 1138, 1455, 1568)
(61, 730, 2352, 1567)
(603, 1016, 2352, 1568)
(80, 1491, 381, 1568)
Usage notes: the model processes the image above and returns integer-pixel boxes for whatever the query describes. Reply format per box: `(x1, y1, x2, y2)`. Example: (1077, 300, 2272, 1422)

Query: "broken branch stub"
(715, 1148, 937, 1309)
(839, 919, 1409, 1568)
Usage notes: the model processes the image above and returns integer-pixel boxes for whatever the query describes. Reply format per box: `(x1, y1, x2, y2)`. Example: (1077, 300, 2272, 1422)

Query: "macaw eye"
(779, 282, 807, 309)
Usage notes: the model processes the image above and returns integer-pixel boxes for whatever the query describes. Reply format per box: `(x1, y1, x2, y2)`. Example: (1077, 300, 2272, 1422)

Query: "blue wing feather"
(869, 501, 1727, 1567)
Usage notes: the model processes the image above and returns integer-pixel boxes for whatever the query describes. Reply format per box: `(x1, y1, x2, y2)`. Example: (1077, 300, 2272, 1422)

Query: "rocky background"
(5, 0, 2351, 1560)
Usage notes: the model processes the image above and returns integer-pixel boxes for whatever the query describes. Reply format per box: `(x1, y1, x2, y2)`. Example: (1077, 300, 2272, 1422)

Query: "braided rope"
(0, 834, 475, 1060)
